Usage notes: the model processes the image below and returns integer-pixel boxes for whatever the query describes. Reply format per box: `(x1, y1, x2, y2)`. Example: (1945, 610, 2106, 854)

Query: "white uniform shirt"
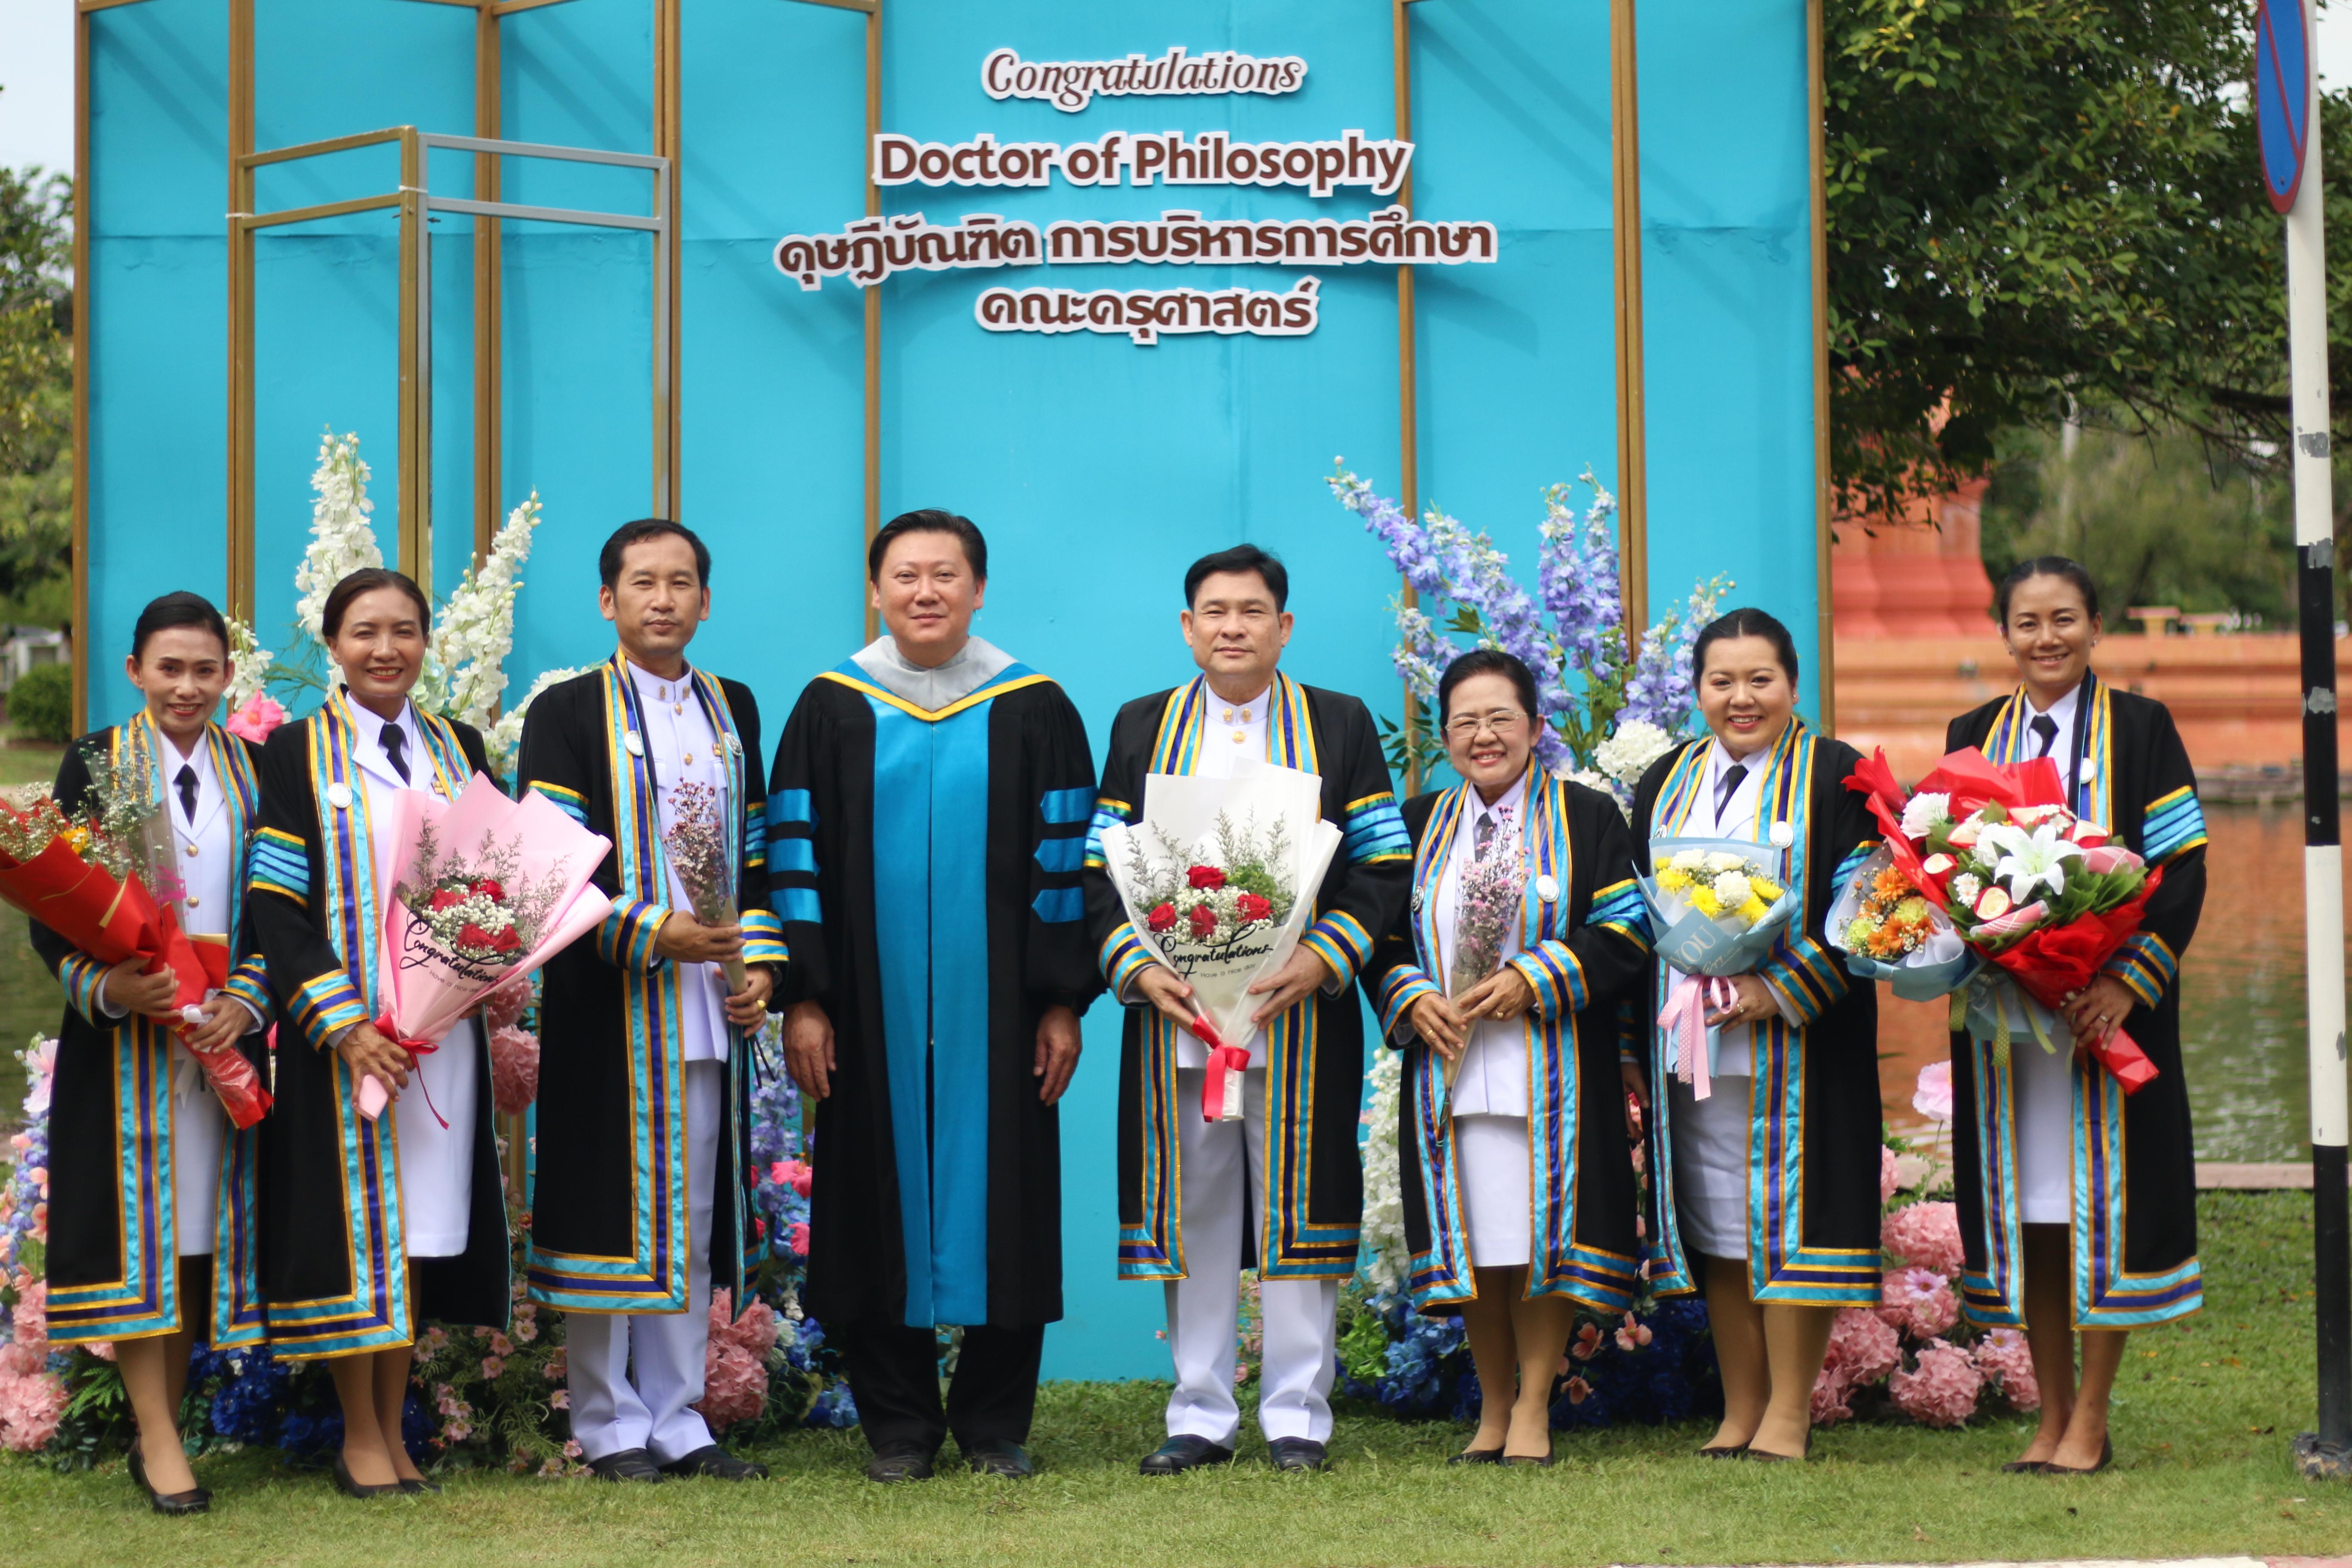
(1678, 738, 1799, 1077)
(628, 660, 732, 1065)
(154, 729, 243, 1256)
(349, 700, 478, 1258)
(2022, 680, 2089, 809)
(1431, 771, 1531, 1118)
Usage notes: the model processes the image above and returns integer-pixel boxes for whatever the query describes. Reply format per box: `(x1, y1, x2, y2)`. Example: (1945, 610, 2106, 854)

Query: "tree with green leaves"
(0, 165, 72, 621)
(1824, 0, 2352, 530)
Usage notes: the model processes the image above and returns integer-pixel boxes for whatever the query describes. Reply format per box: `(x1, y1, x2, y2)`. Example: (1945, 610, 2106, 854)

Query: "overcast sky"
(5, 1, 2352, 183)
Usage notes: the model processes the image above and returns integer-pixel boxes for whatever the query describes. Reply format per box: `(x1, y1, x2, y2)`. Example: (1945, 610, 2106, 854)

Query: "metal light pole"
(2267, 0, 2352, 1484)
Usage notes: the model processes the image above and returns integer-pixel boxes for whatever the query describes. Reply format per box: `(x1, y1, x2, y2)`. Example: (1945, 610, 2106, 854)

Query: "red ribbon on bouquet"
(358, 1013, 448, 1128)
(1187, 1010, 1253, 1123)
(1656, 974, 1737, 1103)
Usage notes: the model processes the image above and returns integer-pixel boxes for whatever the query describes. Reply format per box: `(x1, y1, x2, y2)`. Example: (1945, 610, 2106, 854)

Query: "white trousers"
(567, 1060, 720, 1464)
(2012, 1036, 2074, 1225)
(1164, 1068, 1338, 1446)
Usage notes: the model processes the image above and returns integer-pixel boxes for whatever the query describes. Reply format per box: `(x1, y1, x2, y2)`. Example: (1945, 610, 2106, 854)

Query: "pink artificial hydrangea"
(483, 977, 533, 1033)
(1882, 1200, 1965, 1280)
(1811, 1363, 1854, 1424)
(1826, 1306, 1902, 1386)
(1972, 1326, 2041, 1412)
(7, 1277, 45, 1349)
(488, 1026, 540, 1117)
(1880, 1144, 1901, 1204)
(696, 1342, 766, 1431)
(1913, 1060, 1954, 1123)
(225, 693, 288, 744)
(0, 1363, 67, 1451)
(1876, 1265, 1960, 1341)
(1889, 1337, 1982, 1428)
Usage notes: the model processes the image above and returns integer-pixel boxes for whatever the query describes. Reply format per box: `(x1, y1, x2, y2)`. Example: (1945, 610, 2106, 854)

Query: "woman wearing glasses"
(1368, 649, 1653, 1466)
(1629, 608, 1880, 1461)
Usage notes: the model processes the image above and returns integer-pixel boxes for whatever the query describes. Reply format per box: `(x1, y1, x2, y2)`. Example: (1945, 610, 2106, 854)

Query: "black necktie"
(175, 764, 198, 826)
(382, 723, 411, 784)
(1474, 812, 1497, 862)
(2031, 714, 2060, 758)
(1715, 762, 1749, 823)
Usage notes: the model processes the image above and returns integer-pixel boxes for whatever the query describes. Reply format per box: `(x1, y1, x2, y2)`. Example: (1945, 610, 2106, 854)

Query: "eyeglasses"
(1444, 709, 1528, 740)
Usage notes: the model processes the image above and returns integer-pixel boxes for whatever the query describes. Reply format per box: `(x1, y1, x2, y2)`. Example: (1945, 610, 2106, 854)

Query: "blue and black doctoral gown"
(518, 654, 785, 1318)
(1630, 722, 1884, 1307)
(767, 640, 1102, 1331)
(1945, 672, 2208, 1328)
(30, 716, 273, 1348)
(245, 690, 511, 1357)
(1082, 674, 1413, 1284)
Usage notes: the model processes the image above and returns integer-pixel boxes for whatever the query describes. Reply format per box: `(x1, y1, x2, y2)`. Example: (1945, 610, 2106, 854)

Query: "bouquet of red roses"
(1845, 747, 2160, 1093)
(0, 771, 272, 1127)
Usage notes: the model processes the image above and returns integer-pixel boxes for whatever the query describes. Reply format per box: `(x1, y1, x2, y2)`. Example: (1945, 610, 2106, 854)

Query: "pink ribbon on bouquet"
(1657, 974, 1738, 1103)
(1188, 1009, 1253, 1123)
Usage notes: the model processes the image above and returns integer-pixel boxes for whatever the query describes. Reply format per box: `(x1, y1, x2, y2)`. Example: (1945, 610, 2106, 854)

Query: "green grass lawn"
(2, 1191, 2347, 1566)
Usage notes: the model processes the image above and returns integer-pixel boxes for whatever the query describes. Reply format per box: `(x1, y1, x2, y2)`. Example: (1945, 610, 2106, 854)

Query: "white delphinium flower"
(483, 662, 587, 782)
(292, 430, 383, 646)
(1354, 1046, 1408, 1294)
(1949, 871, 1983, 906)
(423, 492, 542, 731)
(1596, 719, 1673, 787)
(1711, 870, 1752, 908)
(223, 617, 274, 710)
(1899, 791, 1952, 841)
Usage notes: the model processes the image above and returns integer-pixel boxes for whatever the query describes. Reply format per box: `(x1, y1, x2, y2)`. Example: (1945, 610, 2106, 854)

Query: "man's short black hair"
(600, 519, 711, 589)
(1184, 544, 1288, 611)
(868, 508, 988, 582)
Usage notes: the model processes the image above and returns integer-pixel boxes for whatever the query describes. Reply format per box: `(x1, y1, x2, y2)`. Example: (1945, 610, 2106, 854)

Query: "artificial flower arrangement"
(1828, 850, 1979, 1003)
(1132, 821, 1299, 952)
(1636, 838, 1797, 1100)
(1843, 747, 2161, 1090)
(0, 751, 270, 1127)
(1329, 462, 1721, 809)
(663, 781, 749, 992)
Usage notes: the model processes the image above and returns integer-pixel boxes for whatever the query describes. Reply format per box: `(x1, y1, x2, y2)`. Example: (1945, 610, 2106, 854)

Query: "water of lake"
(0, 804, 2336, 1158)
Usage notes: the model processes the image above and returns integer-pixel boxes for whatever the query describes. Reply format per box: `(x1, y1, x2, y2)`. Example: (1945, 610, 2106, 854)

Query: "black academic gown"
(1945, 671, 2207, 1328)
(518, 654, 782, 1317)
(31, 716, 272, 1348)
(767, 653, 1101, 1331)
(1630, 723, 1884, 1306)
(1085, 673, 1412, 1283)
(246, 689, 509, 1358)
(1366, 767, 1653, 1314)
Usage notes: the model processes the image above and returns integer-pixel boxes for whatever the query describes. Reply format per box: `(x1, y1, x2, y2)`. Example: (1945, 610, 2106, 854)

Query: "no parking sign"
(2256, 0, 2313, 214)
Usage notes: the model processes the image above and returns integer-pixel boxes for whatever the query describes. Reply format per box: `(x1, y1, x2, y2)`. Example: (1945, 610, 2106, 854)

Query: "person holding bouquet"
(1366, 650, 1651, 1466)
(248, 569, 510, 1496)
(520, 520, 782, 1483)
(1945, 557, 2207, 1476)
(1084, 545, 1412, 1476)
(1630, 608, 1881, 1461)
(28, 592, 273, 1513)
(770, 510, 1098, 1483)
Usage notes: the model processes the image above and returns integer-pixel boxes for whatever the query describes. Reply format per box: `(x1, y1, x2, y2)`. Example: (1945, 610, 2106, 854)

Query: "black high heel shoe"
(331, 1453, 406, 1499)
(128, 1442, 211, 1516)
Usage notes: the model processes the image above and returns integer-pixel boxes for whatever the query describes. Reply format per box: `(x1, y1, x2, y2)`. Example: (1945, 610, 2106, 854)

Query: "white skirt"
(1669, 1075, 1750, 1260)
(2011, 1038, 2074, 1225)
(170, 1055, 226, 1258)
(1455, 1114, 1532, 1270)
(394, 1019, 479, 1258)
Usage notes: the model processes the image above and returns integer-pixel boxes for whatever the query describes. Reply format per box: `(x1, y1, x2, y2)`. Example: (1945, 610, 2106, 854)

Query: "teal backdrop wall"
(80, 0, 1822, 1381)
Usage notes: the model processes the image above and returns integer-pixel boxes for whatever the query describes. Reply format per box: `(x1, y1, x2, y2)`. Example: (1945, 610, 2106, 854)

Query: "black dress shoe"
(585, 1447, 666, 1483)
(1448, 1447, 1504, 1466)
(1138, 1434, 1235, 1476)
(865, 1444, 937, 1483)
(1698, 1445, 1746, 1458)
(398, 1476, 443, 1494)
(660, 1446, 769, 1481)
(2043, 1434, 2113, 1476)
(330, 1453, 406, 1498)
(962, 1439, 1034, 1478)
(1999, 1458, 2050, 1474)
(1267, 1437, 1329, 1473)
(1504, 1447, 1556, 1468)
(129, 1445, 211, 1516)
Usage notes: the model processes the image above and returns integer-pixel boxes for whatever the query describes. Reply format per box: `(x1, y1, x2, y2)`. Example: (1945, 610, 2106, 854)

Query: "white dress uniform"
(2008, 679, 2084, 1226)
(346, 702, 481, 1258)
(1421, 771, 1534, 1269)
(100, 730, 264, 1257)
(568, 659, 730, 1466)
(1666, 738, 1802, 1261)
(1159, 686, 1342, 1448)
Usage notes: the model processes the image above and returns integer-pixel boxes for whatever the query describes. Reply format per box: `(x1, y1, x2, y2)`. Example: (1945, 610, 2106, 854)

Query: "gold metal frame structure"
(227, 129, 670, 609)
(1807, 0, 1837, 733)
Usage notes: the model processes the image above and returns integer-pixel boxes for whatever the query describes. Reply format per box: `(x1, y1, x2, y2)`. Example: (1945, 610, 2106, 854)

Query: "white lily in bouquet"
(1097, 758, 1342, 1122)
